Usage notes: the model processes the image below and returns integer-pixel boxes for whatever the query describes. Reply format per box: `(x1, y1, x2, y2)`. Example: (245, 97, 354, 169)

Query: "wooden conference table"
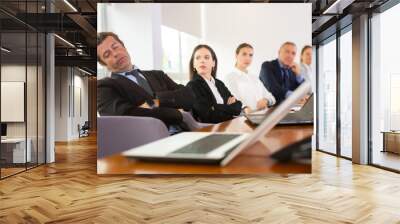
(97, 116, 313, 174)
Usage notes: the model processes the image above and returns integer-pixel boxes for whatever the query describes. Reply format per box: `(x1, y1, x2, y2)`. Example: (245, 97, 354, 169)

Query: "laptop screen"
(171, 134, 241, 155)
(221, 81, 312, 165)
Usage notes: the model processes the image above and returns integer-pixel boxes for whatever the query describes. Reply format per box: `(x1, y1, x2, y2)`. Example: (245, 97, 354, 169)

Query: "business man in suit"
(259, 42, 305, 104)
(97, 32, 194, 129)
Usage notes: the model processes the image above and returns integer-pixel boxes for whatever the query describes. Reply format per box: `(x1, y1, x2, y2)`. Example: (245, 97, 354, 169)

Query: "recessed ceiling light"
(54, 34, 75, 48)
(322, 0, 351, 15)
(63, 0, 78, 12)
(78, 67, 92, 76)
(1, 47, 11, 53)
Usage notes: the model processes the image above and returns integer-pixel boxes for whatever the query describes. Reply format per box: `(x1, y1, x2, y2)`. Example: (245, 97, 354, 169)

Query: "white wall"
(1, 65, 26, 142)
(1, 70, 25, 123)
(1, 65, 33, 138)
(54, 67, 89, 141)
(203, 3, 311, 80)
(55, 67, 69, 141)
(98, 3, 311, 82)
(99, 4, 162, 72)
(72, 74, 89, 138)
(1, 64, 46, 163)
(161, 4, 202, 37)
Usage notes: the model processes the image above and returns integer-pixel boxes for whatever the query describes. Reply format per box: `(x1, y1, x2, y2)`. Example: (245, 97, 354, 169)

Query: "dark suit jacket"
(186, 75, 242, 124)
(259, 59, 302, 104)
(97, 70, 194, 126)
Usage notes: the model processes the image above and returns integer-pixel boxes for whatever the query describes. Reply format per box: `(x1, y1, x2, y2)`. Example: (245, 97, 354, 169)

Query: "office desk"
(97, 117, 313, 174)
(382, 131, 400, 154)
(1, 138, 32, 164)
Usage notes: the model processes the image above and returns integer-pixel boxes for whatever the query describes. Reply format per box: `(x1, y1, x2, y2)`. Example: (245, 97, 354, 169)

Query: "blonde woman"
(300, 45, 314, 93)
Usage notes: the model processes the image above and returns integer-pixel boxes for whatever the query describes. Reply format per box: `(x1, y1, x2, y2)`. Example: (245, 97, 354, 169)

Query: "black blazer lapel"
(194, 75, 218, 105)
(215, 80, 230, 104)
(137, 70, 158, 95)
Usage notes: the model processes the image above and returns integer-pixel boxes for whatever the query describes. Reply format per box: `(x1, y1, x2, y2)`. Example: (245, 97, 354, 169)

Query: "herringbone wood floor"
(1, 134, 400, 224)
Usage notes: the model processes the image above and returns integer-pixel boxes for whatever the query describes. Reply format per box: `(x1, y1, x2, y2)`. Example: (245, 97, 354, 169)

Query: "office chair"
(78, 121, 90, 138)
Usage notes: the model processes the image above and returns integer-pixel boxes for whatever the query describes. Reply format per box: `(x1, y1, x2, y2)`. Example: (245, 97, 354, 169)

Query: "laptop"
(122, 81, 312, 166)
(245, 94, 313, 126)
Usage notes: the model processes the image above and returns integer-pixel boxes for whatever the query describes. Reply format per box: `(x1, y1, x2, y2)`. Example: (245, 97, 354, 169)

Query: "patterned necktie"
(127, 69, 154, 97)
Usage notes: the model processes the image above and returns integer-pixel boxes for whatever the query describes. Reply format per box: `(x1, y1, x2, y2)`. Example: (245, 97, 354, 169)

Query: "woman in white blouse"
(300, 45, 314, 93)
(224, 43, 276, 114)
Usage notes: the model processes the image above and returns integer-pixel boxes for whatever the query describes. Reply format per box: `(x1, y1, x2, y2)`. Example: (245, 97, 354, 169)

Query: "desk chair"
(181, 111, 212, 130)
(97, 116, 169, 158)
(78, 121, 90, 138)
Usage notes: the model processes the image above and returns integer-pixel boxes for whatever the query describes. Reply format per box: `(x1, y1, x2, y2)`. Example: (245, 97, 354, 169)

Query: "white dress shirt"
(300, 63, 314, 93)
(202, 76, 224, 104)
(115, 65, 146, 84)
(224, 67, 276, 110)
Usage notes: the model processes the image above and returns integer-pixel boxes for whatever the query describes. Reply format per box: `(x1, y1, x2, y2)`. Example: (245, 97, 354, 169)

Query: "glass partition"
(1, 30, 28, 177)
(339, 29, 352, 158)
(317, 37, 337, 155)
(0, 1, 46, 179)
(370, 3, 400, 171)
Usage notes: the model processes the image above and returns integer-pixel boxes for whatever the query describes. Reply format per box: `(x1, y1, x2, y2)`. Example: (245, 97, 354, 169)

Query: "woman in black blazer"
(186, 44, 242, 123)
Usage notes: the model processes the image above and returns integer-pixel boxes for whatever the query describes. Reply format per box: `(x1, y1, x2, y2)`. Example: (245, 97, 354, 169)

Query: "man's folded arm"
(156, 87, 195, 111)
(129, 107, 183, 127)
(97, 85, 142, 116)
(155, 71, 195, 110)
(97, 85, 182, 126)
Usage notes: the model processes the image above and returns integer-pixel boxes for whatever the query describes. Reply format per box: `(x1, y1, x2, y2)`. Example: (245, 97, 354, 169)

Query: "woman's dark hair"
(189, 44, 218, 80)
(300, 45, 312, 63)
(235, 43, 253, 55)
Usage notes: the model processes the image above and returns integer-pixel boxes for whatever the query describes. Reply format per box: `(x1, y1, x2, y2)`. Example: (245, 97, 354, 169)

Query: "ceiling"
(0, 0, 97, 74)
(0, 0, 393, 75)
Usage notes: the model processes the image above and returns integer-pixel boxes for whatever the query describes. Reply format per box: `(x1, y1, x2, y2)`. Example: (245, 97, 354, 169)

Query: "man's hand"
(139, 99, 159, 109)
(243, 107, 252, 114)
(227, 96, 237, 105)
(153, 99, 160, 107)
(298, 96, 309, 106)
(256, 99, 268, 110)
(290, 62, 301, 75)
(139, 102, 151, 109)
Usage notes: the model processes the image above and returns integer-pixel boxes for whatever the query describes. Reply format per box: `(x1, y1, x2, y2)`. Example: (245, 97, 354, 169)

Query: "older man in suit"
(259, 42, 305, 104)
(96, 32, 194, 130)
